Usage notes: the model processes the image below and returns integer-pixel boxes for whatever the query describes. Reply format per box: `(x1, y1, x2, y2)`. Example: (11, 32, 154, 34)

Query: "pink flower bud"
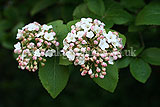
(95, 73, 98, 78)
(81, 72, 85, 76)
(113, 56, 118, 60)
(114, 32, 118, 35)
(53, 40, 56, 44)
(92, 50, 96, 55)
(91, 26, 94, 31)
(55, 42, 59, 46)
(101, 62, 107, 67)
(97, 37, 100, 41)
(90, 74, 94, 78)
(35, 38, 39, 41)
(74, 48, 79, 53)
(94, 40, 98, 45)
(21, 66, 25, 70)
(75, 59, 79, 63)
(81, 64, 85, 68)
(96, 60, 100, 64)
(71, 30, 76, 34)
(96, 53, 100, 57)
(39, 39, 43, 43)
(81, 48, 86, 53)
(44, 41, 48, 44)
(35, 27, 39, 31)
(75, 41, 78, 45)
(33, 56, 37, 60)
(87, 47, 90, 51)
(93, 56, 97, 60)
(102, 72, 106, 75)
(26, 66, 30, 70)
(76, 53, 81, 56)
(18, 50, 22, 54)
(105, 57, 109, 61)
(38, 57, 42, 61)
(102, 68, 106, 72)
(100, 74, 104, 79)
(85, 57, 90, 61)
(110, 53, 114, 56)
(94, 64, 98, 67)
(84, 70, 88, 74)
(88, 69, 92, 75)
(118, 54, 122, 58)
(41, 52, 45, 56)
(85, 54, 89, 58)
(100, 54, 106, 58)
(82, 40, 87, 44)
(119, 44, 123, 49)
(78, 38, 83, 41)
(100, 35, 104, 39)
(70, 43, 74, 47)
(37, 42, 42, 47)
(96, 68, 100, 72)
(96, 33, 100, 37)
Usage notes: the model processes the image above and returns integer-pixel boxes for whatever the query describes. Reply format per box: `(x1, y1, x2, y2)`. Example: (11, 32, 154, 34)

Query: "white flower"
(105, 31, 117, 43)
(63, 40, 69, 50)
(88, 69, 92, 75)
(76, 31, 85, 38)
(75, 22, 82, 28)
(81, 18, 92, 23)
(108, 57, 114, 65)
(16, 29, 23, 39)
(81, 47, 86, 53)
(93, 25, 101, 34)
(112, 40, 120, 48)
(23, 23, 39, 31)
(86, 31, 94, 38)
(14, 42, 21, 51)
(45, 49, 56, 57)
(34, 49, 41, 57)
(44, 32, 54, 41)
(81, 22, 92, 31)
(36, 30, 44, 37)
(21, 51, 26, 60)
(66, 33, 76, 43)
(99, 38, 109, 50)
(66, 49, 75, 61)
(78, 55, 85, 65)
(42, 24, 52, 31)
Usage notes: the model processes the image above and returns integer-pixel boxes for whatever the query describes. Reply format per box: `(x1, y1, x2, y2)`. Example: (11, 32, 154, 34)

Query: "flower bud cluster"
(14, 22, 59, 72)
(62, 18, 124, 79)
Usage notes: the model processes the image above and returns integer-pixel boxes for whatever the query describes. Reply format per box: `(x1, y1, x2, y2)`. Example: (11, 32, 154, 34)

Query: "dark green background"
(0, 0, 160, 107)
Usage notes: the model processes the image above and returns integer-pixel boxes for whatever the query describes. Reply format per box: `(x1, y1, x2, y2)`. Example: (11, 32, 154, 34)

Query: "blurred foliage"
(0, 0, 160, 106)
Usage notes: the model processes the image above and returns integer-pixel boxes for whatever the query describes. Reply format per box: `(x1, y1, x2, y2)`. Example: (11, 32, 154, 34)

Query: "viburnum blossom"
(62, 18, 124, 79)
(14, 22, 59, 72)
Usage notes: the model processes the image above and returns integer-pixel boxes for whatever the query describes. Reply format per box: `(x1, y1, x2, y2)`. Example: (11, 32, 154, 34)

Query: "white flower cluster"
(14, 22, 59, 72)
(62, 18, 124, 79)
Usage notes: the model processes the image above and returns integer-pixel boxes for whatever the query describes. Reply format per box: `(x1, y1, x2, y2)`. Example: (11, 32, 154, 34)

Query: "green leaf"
(48, 20, 68, 48)
(67, 20, 80, 31)
(39, 57, 70, 98)
(116, 57, 133, 69)
(121, 0, 145, 12)
(136, 1, 160, 25)
(130, 58, 152, 83)
(31, 0, 56, 16)
(93, 64, 119, 93)
(85, 0, 105, 16)
(103, 0, 132, 26)
(141, 48, 160, 66)
(105, 29, 126, 46)
(73, 4, 101, 19)
(59, 56, 72, 66)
